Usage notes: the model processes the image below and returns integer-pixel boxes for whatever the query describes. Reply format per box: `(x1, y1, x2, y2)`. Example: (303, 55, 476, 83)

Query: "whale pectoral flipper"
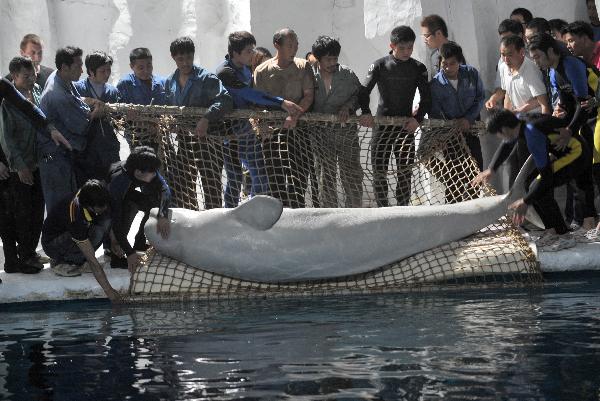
(228, 195, 284, 230)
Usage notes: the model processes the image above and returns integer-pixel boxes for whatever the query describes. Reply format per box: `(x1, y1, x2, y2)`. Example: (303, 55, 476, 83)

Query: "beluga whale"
(146, 158, 538, 283)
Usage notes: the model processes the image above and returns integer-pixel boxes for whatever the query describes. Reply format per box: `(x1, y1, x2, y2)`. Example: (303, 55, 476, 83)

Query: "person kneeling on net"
(107, 146, 171, 272)
(41, 179, 121, 301)
(472, 109, 596, 252)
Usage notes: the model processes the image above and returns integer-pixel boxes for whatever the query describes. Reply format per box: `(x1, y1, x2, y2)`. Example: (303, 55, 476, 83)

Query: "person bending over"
(472, 110, 596, 252)
(108, 146, 171, 272)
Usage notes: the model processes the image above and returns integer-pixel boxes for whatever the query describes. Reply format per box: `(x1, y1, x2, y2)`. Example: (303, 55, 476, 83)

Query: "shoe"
(23, 256, 44, 270)
(52, 263, 82, 277)
(110, 255, 129, 269)
(4, 261, 42, 274)
(571, 228, 596, 243)
(34, 252, 51, 264)
(541, 235, 577, 252)
(535, 231, 558, 247)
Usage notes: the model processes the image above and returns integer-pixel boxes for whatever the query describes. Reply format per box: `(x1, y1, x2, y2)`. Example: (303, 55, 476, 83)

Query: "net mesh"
(107, 104, 542, 302)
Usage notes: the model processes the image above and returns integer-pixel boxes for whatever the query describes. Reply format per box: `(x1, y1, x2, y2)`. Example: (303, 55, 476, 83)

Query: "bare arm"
(76, 239, 121, 302)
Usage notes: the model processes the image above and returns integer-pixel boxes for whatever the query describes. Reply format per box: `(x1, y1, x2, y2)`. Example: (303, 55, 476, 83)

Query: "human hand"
(338, 108, 350, 124)
(358, 114, 374, 128)
(127, 252, 143, 274)
(471, 168, 494, 187)
(50, 129, 72, 150)
(195, 117, 209, 138)
(281, 100, 303, 118)
(508, 198, 528, 226)
(455, 118, 471, 131)
(157, 216, 170, 239)
(403, 117, 419, 133)
(18, 168, 34, 185)
(552, 104, 567, 119)
(282, 115, 297, 129)
(553, 128, 572, 151)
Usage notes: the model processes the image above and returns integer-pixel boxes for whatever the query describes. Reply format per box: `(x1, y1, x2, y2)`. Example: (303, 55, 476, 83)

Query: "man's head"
(85, 50, 112, 84)
(510, 7, 533, 30)
(125, 146, 161, 183)
(311, 36, 341, 73)
(170, 36, 195, 75)
(487, 109, 521, 141)
(390, 26, 416, 61)
(439, 41, 463, 80)
(252, 47, 272, 72)
(228, 31, 257, 67)
(525, 18, 551, 45)
(8, 56, 36, 91)
(587, 0, 600, 26)
(528, 33, 560, 69)
(78, 179, 110, 215)
(500, 35, 526, 70)
(562, 21, 595, 57)
(19, 34, 44, 69)
(55, 46, 84, 81)
(129, 47, 153, 81)
(549, 19, 568, 42)
(305, 52, 318, 67)
(273, 28, 298, 63)
(498, 19, 525, 39)
(420, 14, 448, 50)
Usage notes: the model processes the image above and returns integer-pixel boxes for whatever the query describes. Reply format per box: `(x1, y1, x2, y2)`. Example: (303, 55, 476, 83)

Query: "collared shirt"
(313, 64, 360, 114)
(164, 65, 233, 122)
(116, 73, 166, 106)
(500, 57, 547, 113)
(74, 78, 120, 103)
(215, 56, 283, 109)
(429, 64, 485, 124)
(40, 71, 90, 152)
(0, 84, 42, 171)
(254, 57, 315, 104)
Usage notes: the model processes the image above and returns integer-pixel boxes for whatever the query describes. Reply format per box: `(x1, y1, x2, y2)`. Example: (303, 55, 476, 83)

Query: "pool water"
(1, 274, 600, 400)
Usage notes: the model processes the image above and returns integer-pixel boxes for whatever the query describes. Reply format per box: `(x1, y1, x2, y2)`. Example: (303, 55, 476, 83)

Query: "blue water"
(1, 274, 600, 401)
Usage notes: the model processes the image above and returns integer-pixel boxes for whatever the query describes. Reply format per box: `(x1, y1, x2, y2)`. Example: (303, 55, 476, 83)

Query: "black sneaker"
(110, 255, 129, 269)
(23, 256, 44, 270)
(4, 261, 42, 274)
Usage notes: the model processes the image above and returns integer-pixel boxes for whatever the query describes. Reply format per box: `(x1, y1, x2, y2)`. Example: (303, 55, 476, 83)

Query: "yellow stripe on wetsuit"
(548, 133, 582, 173)
(587, 67, 600, 164)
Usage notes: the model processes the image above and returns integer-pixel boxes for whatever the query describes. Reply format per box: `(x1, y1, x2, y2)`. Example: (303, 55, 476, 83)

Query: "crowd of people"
(1, 2, 599, 300)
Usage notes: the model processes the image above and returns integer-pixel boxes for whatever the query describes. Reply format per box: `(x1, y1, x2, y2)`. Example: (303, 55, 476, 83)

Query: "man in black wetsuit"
(358, 25, 431, 207)
(472, 109, 596, 252)
(107, 146, 171, 272)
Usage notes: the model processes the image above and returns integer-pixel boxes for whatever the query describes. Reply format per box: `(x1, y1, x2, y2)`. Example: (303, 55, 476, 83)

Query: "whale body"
(145, 157, 538, 283)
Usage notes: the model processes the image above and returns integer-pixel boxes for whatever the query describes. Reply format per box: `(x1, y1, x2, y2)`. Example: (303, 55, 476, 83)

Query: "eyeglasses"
(422, 33, 433, 39)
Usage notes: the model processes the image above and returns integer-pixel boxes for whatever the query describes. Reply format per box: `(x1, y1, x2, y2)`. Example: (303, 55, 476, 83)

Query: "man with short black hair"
(420, 14, 450, 77)
(165, 36, 233, 209)
(563, 21, 600, 70)
(42, 179, 122, 301)
(510, 7, 533, 31)
(74, 51, 121, 180)
(525, 18, 551, 45)
(107, 146, 171, 272)
(499, 35, 550, 115)
(0, 57, 46, 274)
(550, 19, 569, 43)
(216, 30, 302, 207)
(39, 46, 95, 212)
(358, 25, 431, 207)
(311, 35, 363, 207)
(254, 28, 316, 208)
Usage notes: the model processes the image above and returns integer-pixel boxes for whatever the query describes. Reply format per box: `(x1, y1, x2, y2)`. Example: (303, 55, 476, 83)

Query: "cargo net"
(107, 104, 541, 302)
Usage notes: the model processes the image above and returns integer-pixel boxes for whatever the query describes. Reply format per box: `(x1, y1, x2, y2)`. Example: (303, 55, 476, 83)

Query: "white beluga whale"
(146, 157, 540, 283)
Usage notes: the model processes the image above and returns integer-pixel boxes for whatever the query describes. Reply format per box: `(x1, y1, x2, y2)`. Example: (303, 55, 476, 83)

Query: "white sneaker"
(570, 228, 595, 243)
(52, 263, 82, 277)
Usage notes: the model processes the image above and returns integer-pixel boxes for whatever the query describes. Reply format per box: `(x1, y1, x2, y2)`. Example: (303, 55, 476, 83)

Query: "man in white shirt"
(499, 35, 550, 114)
